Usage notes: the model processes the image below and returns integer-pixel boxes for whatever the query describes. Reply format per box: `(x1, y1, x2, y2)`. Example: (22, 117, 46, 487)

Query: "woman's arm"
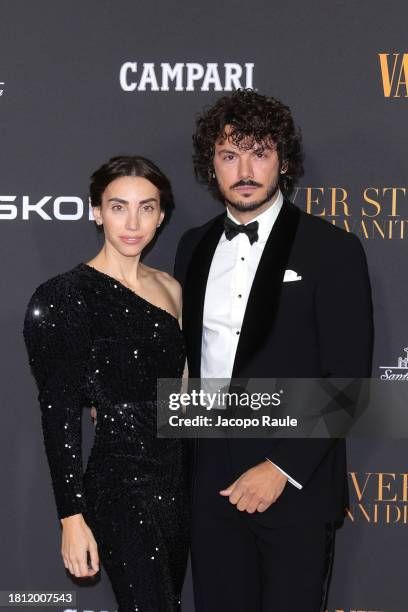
(23, 277, 99, 577)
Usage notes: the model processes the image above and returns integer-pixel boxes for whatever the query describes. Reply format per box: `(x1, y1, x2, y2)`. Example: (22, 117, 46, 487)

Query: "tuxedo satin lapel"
(232, 201, 300, 378)
(183, 214, 225, 378)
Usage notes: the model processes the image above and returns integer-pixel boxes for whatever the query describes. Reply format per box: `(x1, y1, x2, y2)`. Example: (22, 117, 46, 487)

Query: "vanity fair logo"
(325, 609, 384, 612)
(379, 347, 408, 381)
(63, 609, 115, 612)
(119, 61, 255, 92)
(379, 53, 408, 97)
(293, 186, 408, 240)
(347, 471, 408, 524)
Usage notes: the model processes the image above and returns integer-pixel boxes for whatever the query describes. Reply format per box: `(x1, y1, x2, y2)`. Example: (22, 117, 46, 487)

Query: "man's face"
(213, 126, 283, 213)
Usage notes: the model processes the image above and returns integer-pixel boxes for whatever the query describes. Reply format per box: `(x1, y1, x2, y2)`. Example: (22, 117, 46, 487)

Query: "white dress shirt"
(200, 190, 302, 489)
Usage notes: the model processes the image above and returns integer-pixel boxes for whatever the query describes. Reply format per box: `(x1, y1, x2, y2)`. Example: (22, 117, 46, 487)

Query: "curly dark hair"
(192, 88, 304, 200)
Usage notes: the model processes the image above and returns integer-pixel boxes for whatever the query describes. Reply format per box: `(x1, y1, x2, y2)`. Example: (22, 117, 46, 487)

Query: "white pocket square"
(283, 269, 302, 283)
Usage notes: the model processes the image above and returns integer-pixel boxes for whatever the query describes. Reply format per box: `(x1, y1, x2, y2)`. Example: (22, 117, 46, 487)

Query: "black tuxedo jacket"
(174, 199, 374, 526)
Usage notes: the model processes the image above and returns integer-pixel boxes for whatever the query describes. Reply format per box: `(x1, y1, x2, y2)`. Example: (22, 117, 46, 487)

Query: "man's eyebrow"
(107, 197, 128, 204)
(216, 146, 270, 155)
(139, 197, 158, 204)
(216, 148, 240, 155)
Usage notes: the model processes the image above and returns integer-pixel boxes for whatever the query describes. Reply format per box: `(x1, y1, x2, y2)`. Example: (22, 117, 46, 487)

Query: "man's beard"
(222, 180, 280, 213)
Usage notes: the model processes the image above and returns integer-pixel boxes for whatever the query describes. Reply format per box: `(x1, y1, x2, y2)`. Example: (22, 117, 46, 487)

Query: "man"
(174, 89, 373, 612)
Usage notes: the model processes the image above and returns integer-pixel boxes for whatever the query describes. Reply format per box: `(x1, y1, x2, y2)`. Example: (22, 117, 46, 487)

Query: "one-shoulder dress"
(23, 263, 189, 612)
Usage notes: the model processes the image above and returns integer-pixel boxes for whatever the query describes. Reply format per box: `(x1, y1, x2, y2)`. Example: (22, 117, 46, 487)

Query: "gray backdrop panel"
(1, 1, 406, 611)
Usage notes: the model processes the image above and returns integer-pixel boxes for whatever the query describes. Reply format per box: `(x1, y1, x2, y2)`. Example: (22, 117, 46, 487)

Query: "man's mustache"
(231, 180, 262, 189)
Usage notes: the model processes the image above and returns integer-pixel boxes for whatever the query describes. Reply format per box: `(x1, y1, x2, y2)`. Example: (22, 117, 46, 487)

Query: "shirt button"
(238, 294, 242, 298)
(236, 331, 240, 335)
(241, 257, 245, 261)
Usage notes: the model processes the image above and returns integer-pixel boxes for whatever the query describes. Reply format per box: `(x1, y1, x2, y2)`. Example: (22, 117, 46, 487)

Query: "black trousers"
(191, 440, 335, 612)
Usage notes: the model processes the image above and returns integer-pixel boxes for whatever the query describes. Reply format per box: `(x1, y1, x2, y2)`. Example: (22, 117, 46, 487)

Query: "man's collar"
(226, 190, 284, 243)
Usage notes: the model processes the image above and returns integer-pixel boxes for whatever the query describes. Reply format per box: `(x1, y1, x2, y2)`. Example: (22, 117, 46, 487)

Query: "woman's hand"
(90, 406, 97, 425)
(60, 514, 99, 578)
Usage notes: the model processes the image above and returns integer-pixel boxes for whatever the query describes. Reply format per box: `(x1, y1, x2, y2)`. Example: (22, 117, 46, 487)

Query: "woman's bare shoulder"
(142, 265, 182, 308)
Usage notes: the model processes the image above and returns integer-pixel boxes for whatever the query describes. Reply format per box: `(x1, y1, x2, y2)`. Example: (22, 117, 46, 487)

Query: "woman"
(23, 156, 189, 611)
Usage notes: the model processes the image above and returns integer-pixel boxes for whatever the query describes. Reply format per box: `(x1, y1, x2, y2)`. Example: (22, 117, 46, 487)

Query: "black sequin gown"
(23, 263, 189, 612)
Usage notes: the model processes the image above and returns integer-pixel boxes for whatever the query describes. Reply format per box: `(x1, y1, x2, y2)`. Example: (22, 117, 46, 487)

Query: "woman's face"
(93, 176, 165, 257)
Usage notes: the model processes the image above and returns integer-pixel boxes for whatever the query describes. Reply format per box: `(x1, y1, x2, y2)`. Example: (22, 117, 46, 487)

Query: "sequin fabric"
(23, 263, 189, 612)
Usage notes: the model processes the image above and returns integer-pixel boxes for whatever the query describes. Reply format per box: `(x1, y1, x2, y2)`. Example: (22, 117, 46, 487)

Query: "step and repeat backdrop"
(1, 1, 407, 611)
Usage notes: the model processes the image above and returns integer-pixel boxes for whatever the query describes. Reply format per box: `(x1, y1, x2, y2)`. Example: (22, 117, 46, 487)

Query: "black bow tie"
(223, 216, 259, 245)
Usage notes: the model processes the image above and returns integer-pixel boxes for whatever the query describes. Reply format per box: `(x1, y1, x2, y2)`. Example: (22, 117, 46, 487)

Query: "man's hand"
(219, 461, 288, 513)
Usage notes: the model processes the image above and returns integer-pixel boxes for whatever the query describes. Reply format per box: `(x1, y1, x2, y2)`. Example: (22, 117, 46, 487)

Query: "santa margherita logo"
(379, 347, 408, 381)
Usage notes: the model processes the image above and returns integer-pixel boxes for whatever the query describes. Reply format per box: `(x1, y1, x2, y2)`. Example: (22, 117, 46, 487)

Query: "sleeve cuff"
(265, 458, 303, 490)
